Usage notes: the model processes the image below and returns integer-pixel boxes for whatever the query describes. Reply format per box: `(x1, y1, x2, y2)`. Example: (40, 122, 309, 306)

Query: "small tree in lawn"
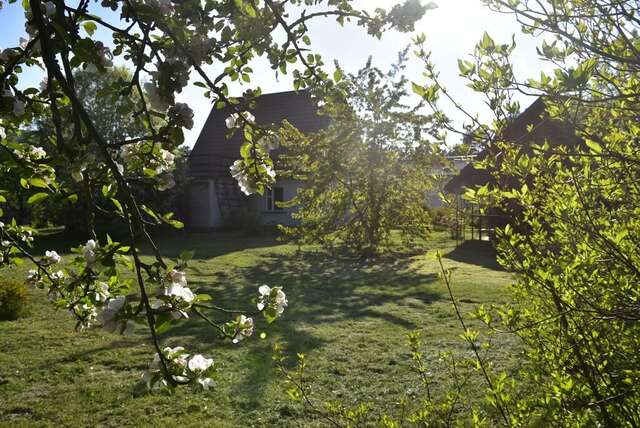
(280, 54, 442, 256)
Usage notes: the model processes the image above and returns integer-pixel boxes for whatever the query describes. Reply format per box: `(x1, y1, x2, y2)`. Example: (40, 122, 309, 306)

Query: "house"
(443, 98, 580, 241)
(187, 90, 326, 229)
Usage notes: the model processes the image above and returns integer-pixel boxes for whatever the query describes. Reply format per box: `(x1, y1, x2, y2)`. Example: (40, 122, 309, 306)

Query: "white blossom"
(29, 146, 46, 159)
(225, 111, 255, 129)
(144, 81, 169, 111)
(166, 269, 187, 287)
(157, 173, 176, 191)
(19, 37, 28, 50)
(169, 103, 194, 129)
(94, 281, 110, 302)
(197, 377, 214, 390)
(187, 354, 213, 372)
(225, 114, 237, 129)
(230, 160, 257, 195)
(21, 230, 33, 243)
(163, 282, 195, 303)
(82, 239, 97, 266)
(257, 285, 288, 316)
(241, 111, 255, 123)
(51, 270, 64, 281)
(44, 250, 61, 264)
(26, 269, 39, 285)
(258, 134, 279, 151)
(96, 296, 127, 333)
(232, 314, 254, 343)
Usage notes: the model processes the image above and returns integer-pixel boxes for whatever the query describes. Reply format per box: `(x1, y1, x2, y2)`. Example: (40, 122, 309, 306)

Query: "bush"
(0, 278, 29, 321)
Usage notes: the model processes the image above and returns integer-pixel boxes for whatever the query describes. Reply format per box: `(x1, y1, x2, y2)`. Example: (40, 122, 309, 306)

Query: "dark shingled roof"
(444, 98, 579, 194)
(189, 90, 327, 178)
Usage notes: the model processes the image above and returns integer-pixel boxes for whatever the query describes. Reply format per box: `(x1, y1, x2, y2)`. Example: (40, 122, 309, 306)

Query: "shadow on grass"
(141, 230, 284, 260)
(444, 240, 503, 271)
(170, 249, 442, 405)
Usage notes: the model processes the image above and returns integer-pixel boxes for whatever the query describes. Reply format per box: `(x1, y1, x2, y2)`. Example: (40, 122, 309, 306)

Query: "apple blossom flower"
(83, 239, 97, 266)
(162, 282, 195, 303)
(225, 114, 237, 129)
(51, 270, 64, 281)
(21, 230, 33, 243)
(73, 303, 98, 329)
(157, 173, 176, 191)
(188, 354, 213, 372)
(28, 146, 46, 160)
(197, 377, 214, 390)
(169, 103, 194, 129)
(257, 285, 288, 317)
(257, 134, 279, 151)
(26, 269, 39, 285)
(230, 160, 257, 195)
(44, 250, 61, 264)
(166, 269, 187, 287)
(232, 314, 254, 343)
(97, 295, 128, 333)
(94, 281, 110, 302)
(225, 111, 255, 129)
(144, 81, 170, 111)
(241, 111, 255, 123)
(163, 346, 185, 359)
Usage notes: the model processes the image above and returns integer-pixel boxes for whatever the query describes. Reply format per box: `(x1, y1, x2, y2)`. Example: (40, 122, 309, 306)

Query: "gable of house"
(187, 90, 326, 228)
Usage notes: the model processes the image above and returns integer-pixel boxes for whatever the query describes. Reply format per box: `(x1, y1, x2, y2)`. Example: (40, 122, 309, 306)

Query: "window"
(265, 187, 284, 211)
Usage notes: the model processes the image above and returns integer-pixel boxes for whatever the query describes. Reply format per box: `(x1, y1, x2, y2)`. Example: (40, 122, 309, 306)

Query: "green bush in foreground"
(0, 278, 28, 321)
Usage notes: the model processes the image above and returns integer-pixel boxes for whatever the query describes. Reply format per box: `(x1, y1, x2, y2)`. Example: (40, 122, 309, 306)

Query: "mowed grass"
(0, 229, 517, 427)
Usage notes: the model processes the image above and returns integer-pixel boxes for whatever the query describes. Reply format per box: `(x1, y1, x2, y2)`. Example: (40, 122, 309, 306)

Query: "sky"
(0, 0, 550, 147)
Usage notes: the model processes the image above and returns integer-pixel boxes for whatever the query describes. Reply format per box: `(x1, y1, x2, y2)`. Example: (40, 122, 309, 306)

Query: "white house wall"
(250, 178, 302, 226)
(188, 179, 223, 228)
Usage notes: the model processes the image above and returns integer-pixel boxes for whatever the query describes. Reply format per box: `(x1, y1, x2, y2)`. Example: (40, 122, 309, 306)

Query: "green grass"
(0, 229, 516, 427)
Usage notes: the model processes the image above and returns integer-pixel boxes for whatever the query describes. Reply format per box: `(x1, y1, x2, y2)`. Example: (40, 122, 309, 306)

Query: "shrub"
(0, 278, 29, 321)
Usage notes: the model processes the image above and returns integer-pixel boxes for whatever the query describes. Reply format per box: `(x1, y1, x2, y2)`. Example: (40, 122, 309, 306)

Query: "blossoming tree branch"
(0, 0, 427, 392)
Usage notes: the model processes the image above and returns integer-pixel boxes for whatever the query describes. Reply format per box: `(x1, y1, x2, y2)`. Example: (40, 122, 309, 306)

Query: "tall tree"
(280, 54, 442, 255)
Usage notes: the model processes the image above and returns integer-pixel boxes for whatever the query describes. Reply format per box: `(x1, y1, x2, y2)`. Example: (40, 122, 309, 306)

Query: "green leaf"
(333, 68, 343, 83)
(179, 250, 195, 261)
(27, 192, 49, 205)
(411, 82, 425, 97)
(28, 177, 49, 189)
(585, 139, 602, 154)
(83, 21, 97, 36)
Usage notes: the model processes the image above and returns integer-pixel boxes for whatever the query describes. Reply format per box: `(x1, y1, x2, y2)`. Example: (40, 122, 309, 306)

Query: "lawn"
(0, 229, 517, 427)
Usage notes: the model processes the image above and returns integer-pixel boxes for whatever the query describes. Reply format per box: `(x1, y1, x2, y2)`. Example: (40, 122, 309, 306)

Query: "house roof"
(189, 90, 326, 167)
(443, 98, 579, 194)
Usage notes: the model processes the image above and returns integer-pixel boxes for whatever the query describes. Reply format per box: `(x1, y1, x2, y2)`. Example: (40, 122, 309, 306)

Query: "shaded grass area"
(0, 229, 517, 427)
